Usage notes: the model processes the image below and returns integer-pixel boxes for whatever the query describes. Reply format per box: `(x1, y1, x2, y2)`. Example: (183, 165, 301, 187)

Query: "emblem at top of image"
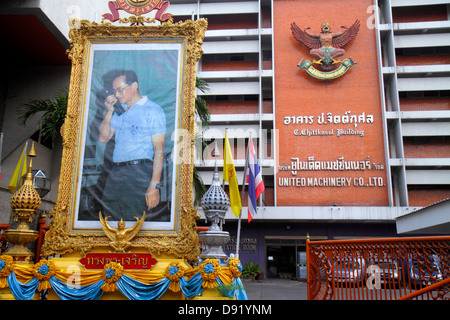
(291, 19, 360, 80)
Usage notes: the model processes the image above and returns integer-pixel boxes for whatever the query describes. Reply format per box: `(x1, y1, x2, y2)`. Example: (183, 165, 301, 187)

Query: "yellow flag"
(223, 132, 242, 217)
(8, 143, 28, 193)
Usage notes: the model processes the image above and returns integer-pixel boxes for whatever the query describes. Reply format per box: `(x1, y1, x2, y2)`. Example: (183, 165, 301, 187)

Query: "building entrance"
(266, 245, 296, 278)
(265, 238, 307, 279)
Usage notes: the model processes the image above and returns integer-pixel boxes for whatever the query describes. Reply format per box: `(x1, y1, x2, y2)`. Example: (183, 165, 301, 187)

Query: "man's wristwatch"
(149, 183, 161, 189)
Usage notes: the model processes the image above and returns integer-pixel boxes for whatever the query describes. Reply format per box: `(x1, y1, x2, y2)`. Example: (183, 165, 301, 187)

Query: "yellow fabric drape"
(218, 267, 234, 285)
(123, 270, 166, 284)
(55, 269, 103, 286)
(12, 265, 35, 283)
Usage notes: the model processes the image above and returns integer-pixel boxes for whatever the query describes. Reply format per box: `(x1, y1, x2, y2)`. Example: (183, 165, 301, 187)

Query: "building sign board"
(273, 0, 389, 206)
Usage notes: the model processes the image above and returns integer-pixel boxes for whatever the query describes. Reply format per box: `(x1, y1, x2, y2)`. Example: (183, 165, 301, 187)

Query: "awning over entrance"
(396, 198, 450, 235)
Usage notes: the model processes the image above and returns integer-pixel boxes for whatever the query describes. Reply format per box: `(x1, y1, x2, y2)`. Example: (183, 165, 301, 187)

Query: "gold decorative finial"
(28, 141, 36, 158)
(25, 141, 36, 178)
(3, 142, 41, 263)
(10, 142, 41, 212)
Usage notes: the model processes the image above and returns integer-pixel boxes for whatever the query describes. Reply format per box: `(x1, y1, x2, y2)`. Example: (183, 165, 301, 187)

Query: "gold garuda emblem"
(291, 20, 360, 80)
(99, 212, 146, 252)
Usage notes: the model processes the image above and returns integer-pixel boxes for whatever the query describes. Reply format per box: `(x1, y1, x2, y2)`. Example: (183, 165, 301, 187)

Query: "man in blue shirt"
(99, 70, 166, 220)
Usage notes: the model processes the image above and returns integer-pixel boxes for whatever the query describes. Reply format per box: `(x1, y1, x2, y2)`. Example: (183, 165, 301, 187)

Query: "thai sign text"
(79, 253, 157, 270)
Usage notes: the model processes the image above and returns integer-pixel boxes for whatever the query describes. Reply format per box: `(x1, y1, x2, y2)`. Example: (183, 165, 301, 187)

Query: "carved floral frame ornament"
(41, 18, 207, 260)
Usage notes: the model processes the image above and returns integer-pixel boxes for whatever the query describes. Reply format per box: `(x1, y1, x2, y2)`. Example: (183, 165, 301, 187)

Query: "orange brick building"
(176, 0, 450, 278)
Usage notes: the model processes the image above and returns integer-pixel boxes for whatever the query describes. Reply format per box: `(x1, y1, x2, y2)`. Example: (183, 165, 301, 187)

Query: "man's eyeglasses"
(107, 84, 129, 96)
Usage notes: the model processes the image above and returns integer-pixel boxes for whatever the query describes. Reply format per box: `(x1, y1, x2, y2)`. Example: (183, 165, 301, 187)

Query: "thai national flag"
(247, 139, 264, 222)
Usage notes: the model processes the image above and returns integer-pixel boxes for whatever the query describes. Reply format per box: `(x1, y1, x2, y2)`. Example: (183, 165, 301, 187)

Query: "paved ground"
(243, 278, 308, 300)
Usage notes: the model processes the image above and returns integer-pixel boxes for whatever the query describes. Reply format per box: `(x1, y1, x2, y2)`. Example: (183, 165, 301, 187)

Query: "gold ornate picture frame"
(42, 19, 207, 260)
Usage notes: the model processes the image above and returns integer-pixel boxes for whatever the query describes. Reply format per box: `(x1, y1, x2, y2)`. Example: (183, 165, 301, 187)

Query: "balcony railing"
(306, 236, 450, 300)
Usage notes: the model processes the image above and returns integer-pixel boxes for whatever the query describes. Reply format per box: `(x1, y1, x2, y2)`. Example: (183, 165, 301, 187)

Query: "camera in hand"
(101, 89, 125, 116)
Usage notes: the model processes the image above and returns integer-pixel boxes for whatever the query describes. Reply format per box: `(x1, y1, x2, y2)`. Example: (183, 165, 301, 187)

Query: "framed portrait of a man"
(41, 19, 207, 259)
(74, 42, 181, 231)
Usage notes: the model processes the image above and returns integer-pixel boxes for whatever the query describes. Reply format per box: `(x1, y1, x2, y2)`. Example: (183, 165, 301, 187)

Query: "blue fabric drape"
(179, 273, 204, 298)
(7, 272, 39, 300)
(116, 275, 171, 300)
(216, 277, 248, 300)
(233, 278, 248, 300)
(49, 276, 105, 300)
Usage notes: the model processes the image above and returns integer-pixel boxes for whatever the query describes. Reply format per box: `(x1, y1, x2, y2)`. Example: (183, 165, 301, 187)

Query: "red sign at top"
(103, 0, 173, 22)
(80, 253, 157, 270)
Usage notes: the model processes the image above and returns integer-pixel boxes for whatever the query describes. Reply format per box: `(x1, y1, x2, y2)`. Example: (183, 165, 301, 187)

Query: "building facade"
(0, 0, 449, 279)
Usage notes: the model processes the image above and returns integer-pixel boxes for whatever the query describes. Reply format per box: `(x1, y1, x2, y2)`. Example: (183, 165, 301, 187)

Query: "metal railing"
(306, 236, 450, 300)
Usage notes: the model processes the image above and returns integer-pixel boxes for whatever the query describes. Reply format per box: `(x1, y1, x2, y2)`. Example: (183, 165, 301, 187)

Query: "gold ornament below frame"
(41, 18, 208, 261)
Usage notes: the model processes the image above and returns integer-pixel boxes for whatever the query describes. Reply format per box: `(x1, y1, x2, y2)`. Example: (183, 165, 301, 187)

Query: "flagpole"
(222, 128, 227, 189)
(236, 133, 251, 259)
